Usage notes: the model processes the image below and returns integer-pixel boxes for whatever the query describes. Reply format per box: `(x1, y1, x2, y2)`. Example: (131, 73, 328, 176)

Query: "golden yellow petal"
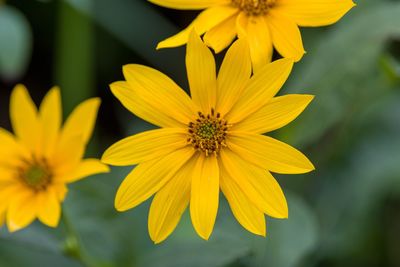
(148, 0, 230, 9)
(102, 128, 188, 166)
(0, 210, 5, 227)
(7, 189, 37, 232)
(233, 95, 314, 133)
(186, 30, 217, 114)
(60, 97, 100, 146)
(52, 135, 85, 177)
(220, 164, 266, 236)
(220, 149, 288, 218)
(190, 155, 219, 240)
(37, 187, 61, 228)
(39, 87, 62, 158)
(216, 38, 251, 117)
(266, 11, 305, 62)
(275, 0, 356, 27)
(115, 147, 195, 212)
(0, 128, 30, 167)
(148, 155, 197, 244)
(226, 58, 294, 124)
(228, 132, 315, 174)
(157, 6, 238, 49)
(10, 84, 41, 155)
(62, 159, 110, 183)
(123, 64, 197, 125)
(246, 16, 273, 72)
(203, 14, 237, 53)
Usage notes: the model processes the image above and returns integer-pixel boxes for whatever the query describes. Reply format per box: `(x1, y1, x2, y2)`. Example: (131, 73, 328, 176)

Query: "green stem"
(61, 211, 96, 267)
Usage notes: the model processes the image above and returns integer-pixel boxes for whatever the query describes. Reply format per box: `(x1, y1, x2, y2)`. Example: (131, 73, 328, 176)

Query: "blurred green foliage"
(1, 0, 400, 266)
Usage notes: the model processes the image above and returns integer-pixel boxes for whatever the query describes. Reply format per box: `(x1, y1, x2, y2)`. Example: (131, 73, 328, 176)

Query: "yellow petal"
(203, 15, 237, 53)
(7, 190, 37, 232)
(37, 187, 61, 228)
(226, 58, 294, 124)
(60, 97, 100, 145)
(123, 64, 197, 125)
(235, 12, 247, 39)
(233, 95, 314, 133)
(246, 15, 273, 73)
(148, 155, 197, 244)
(148, 0, 230, 9)
(0, 128, 30, 167)
(190, 155, 219, 240)
(266, 11, 305, 62)
(63, 159, 110, 183)
(115, 147, 195, 212)
(275, 0, 356, 27)
(228, 132, 315, 174)
(186, 30, 217, 114)
(220, 149, 288, 219)
(10, 84, 41, 154)
(216, 38, 251, 116)
(102, 128, 188, 166)
(39, 87, 62, 157)
(52, 135, 85, 177)
(0, 210, 5, 227)
(220, 165, 266, 236)
(157, 6, 238, 49)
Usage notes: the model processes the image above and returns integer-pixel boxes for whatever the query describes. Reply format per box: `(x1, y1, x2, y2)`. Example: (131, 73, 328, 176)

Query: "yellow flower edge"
(102, 30, 315, 243)
(0, 85, 109, 232)
(150, 0, 356, 72)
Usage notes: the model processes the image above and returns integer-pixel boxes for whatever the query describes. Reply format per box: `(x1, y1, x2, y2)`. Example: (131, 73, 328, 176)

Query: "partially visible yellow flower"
(102, 31, 314, 243)
(149, 0, 355, 71)
(0, 85, 109, 232)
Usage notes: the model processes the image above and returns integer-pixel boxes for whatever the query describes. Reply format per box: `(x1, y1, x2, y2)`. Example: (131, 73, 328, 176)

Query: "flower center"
(231, 0, 276, 16)
(18, 157, 52, 191)
(188, 109, 229, 156)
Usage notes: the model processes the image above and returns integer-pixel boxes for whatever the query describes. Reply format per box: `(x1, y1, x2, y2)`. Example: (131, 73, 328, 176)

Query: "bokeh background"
(1, 0, 400, 266)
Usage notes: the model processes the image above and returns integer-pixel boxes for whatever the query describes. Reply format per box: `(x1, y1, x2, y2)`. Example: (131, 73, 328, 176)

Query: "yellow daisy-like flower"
(102, 31, 314, 243)
(0, 85, 109, 232)
(150, 0, 355, 71)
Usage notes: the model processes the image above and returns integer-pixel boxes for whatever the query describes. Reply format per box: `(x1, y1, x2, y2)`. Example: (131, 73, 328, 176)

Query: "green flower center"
(188, 109, 230, 156)
(19, 158, 52, 191)
(232, 0, 276, 16)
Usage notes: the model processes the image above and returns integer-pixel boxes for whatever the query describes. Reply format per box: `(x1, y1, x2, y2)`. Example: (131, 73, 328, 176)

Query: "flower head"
(0, 85, 109, 232)
(103, 31, 314, 243)
(149, 0, 355, 71)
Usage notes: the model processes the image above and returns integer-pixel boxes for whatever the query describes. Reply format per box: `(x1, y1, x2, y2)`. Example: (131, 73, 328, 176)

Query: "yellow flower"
(149, 0, 355, 71)
(0, 85, 109, 232)
(102, 31, 314, 243)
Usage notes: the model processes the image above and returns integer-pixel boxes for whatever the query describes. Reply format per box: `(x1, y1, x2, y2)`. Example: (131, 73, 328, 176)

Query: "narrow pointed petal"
(157, 6, 238, 49)
(52, 135, 85, 177)
(226, 58, 293, 124)
(10, 84, 41, 154)
(0, 128, 30, 166)
(246, 16, 273, 72)
(102, 128, 188, 166)
(203, 15, 237, 53)
(123, 64, 198, 125)
(37, 188, 61, 228)
(7, 190, 37, 232)
(216, 38, 251, 116)
(148, 0, 230, 10)
(220, 165, 266, 236)
(39, 87, 62, 157)
(148, 156, 197, 243)
(0, 211, 5, 227)
(63, 159, 110, 183)
(220, 149, 288, 219)
(60, 98, 100, 145)
(275, 0, 355, 27)
(267, 12, 305, 62)
(115, 147, 195, 212)
(186, 30, 217, 113)
(190, 155, 219, 240)
(233, 95, 314, 133)
(228, 132, 315, 174)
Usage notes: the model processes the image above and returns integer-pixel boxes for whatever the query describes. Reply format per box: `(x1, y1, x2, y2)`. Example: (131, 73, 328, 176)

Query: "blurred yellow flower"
(150, 0, 355, 71)
(102, 31, 314, 243)
(0, 85, 109, 232)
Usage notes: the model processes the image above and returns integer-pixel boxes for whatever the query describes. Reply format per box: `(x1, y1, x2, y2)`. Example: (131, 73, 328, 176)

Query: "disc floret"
(232, 0, 276, 16)
(18, 157, 52, 191)
(188, 109, 230, 156)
